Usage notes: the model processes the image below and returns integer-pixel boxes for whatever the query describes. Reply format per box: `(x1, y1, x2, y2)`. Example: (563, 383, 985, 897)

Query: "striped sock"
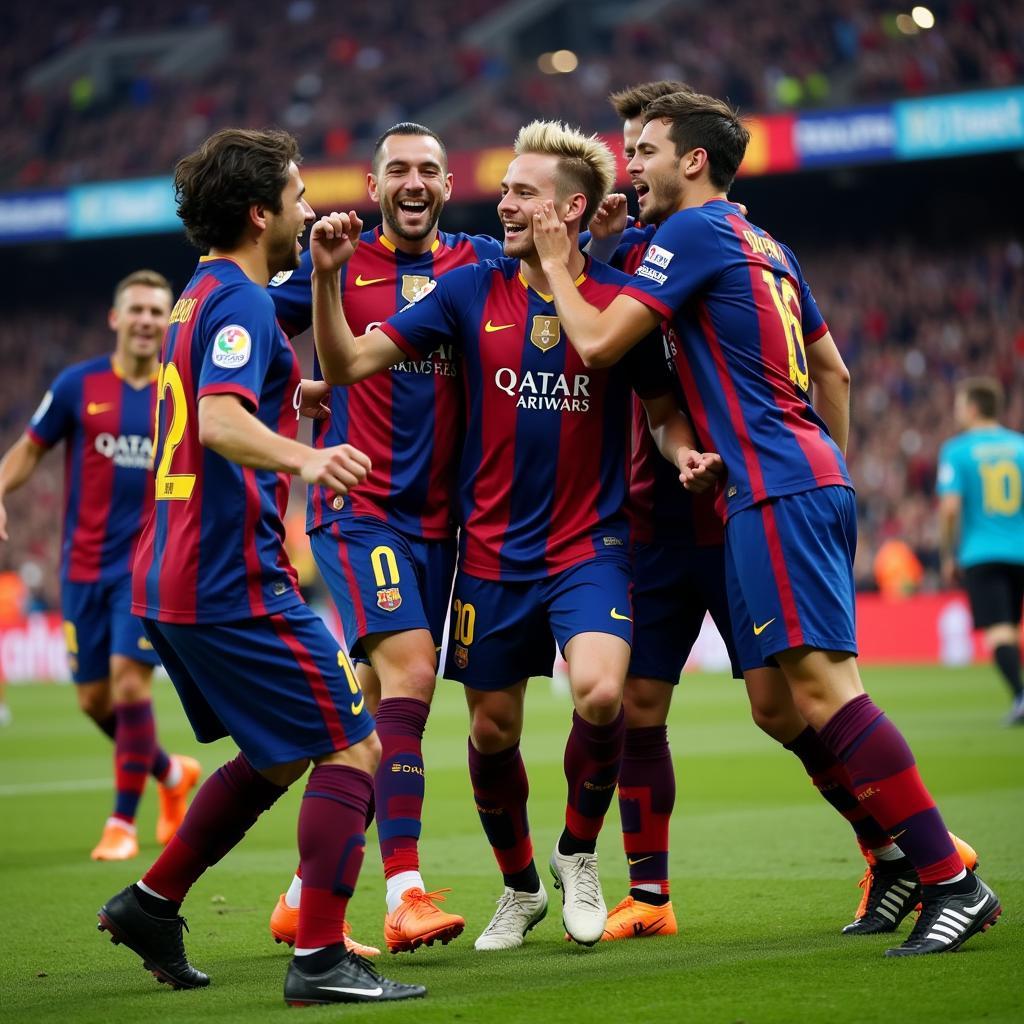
(113, 702, 156, 824)
(619, 725, 673, 898)
(819, 694, 963, 884)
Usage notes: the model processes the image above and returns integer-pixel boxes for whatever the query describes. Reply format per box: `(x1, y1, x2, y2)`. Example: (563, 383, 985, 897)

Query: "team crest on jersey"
(332, 495, 345, 511)
(454, 644, 469, 669)
(376, 586, 402, 612)
(531, 315, 561, 352)
(402, 275, 433, 304)
(269, 270, 293, 287)
(212, 325, 251, 368)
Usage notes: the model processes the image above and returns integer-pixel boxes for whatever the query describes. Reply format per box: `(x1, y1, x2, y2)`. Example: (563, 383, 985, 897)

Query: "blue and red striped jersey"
(380, 257, 670, 581)
(27, 355, 156, 583)
(132, 256, 304, 624)
(622, 199, 850, 520)
(269, 227, 503, 539)
(610, 225, 724, 548)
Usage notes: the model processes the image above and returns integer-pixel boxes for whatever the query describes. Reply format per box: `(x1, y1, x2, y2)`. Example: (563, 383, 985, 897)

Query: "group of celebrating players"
(0, 80, 1004, 1007)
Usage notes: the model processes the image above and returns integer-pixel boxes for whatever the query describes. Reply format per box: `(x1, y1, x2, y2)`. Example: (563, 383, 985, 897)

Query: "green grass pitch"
(0, 666, 1020, 1023)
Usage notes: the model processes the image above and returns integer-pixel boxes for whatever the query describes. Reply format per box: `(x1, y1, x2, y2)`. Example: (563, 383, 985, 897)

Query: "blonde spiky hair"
(513, 120, 616, 228)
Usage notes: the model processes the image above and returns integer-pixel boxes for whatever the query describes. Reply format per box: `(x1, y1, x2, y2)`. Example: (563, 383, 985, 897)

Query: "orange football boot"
(600, 896, 678, 940)
(383, 888, 465, 953)
(852, 831, 979, 921)
(90, 820, 139, 861)
(156, 755, 202, 845)
(269, 894, 380, 956)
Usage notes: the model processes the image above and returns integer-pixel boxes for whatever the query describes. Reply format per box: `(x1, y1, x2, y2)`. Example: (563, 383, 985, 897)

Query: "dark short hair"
(174, 128, 300, 251)
(371, 122, 448, 174)
(609, 80, 693, 121)
(112, 269, 172, 307)
(958, 377, 1003, 419)
(643, 91, 750, 191)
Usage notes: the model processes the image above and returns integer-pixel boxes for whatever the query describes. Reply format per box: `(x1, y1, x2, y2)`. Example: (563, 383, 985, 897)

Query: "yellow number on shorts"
(369, 545, 400, 587)
(154, 362, 196, 500)
(979, 460, 1022, 516)
(452, 599, 476, 646)
(62, 620, 78, 654)
(762, 270, 809, 393)
(338, 650, 365, 715)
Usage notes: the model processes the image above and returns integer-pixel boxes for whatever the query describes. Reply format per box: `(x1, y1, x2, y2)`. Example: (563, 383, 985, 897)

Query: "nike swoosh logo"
(317, 986, 383, 997)
(627, 856, 651, 866)
(484, 320, 516, 332)
(86, 402, 114, 415)
(351, 697, 365, 716)
(891, 829, 907, 840)
(753, 617, 776, 636)
(354, 275, 387, 287)
(610, 608, 632, 622)
(964, 897, 990, 915)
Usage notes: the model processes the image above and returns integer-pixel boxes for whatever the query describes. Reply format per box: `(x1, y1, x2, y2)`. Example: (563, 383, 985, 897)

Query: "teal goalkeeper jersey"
(937, 426, 1024, 568)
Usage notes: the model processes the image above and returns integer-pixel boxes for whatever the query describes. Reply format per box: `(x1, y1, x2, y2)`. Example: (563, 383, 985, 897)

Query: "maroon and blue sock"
(819, 694, 963, 884)
(618, 725, 673, 901)
(468, 739, 537, 890)
(783, 724, 891, 852)
(95, 705, 172, 785)
(560, 708, 626, 855)
(113, 702, 157, 824)
(296, 763, 372, 951)
(143, 752, 286, 903)
(374, 697, 429, 880)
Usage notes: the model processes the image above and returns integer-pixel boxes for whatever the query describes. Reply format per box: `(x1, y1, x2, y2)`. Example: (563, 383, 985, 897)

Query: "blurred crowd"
(2, 0, 1021, 187)
(2, 236, 1021, 610)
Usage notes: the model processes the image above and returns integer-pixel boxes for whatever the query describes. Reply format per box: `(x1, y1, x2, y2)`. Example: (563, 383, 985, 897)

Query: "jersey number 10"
(762, 270, 809, 393)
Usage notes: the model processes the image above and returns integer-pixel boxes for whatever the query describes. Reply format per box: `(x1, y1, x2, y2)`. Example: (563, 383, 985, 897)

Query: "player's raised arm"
(806, 331, 851, 456)
(197, 392, 370, 495)
(533, 201, 660, 367)
(0, 433, 46, 541)
(310, 211, 407, 384)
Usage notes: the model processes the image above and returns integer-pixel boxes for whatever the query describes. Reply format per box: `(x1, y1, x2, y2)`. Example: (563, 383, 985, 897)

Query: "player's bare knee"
(77, 683, 111, 721)
(382, 660, 436, 704)
(622, 676, 671, 727)
(317, 731, 382, 776)
(470, 712, 520, 754)
(110, 657, 153, 704)
(574, 678, 623, 724)
(261, 758, 310, 788)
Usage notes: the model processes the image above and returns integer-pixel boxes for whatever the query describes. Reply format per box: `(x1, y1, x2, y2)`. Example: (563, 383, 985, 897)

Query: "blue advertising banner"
(0, 191, 70, 242)
(895, 87, 1024, 159)
(794, 105, 896, 167)
(68, 176, 179, 239)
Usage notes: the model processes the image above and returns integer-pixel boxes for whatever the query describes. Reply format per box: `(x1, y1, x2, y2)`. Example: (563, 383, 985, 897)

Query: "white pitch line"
(0, 777, 110, 797)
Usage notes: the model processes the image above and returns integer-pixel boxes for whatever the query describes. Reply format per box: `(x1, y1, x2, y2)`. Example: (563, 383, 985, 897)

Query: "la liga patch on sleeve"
(211, 325, 252, 368)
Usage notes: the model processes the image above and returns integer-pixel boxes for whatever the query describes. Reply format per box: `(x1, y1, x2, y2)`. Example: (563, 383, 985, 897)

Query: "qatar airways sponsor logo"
(493, 368, 591, 412)
(94, 432, 153, 469)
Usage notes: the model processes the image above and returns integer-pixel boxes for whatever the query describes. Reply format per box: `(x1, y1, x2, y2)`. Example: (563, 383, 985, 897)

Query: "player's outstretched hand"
(533, 201, 572, 269)
(300, 443, 371, 495)
(310, 211, 363, 274)
(295, 379, 331, 421)
(678, 450, 725, 493)
(589, 193, 629, 240)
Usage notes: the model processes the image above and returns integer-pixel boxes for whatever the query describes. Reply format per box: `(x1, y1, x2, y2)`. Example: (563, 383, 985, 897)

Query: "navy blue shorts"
(142, 603, 375, 770)
(629, 542, 741, 682)
(310, 519, 456, 662)
(444, 555, 633, 691)
(725, 486, 858, 671)
(61, 575, 160, 683)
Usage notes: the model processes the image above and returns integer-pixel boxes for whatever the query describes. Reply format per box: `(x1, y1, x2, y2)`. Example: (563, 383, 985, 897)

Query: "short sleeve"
(379, 265, 475, 359)
(936, 442, 962, 496)
(26, 370, 77, 448)
(469, 234, 505, 261)
(621, 210, 719, 320)
(197, 288, 281, 411)
(267, 250, 314, 337)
